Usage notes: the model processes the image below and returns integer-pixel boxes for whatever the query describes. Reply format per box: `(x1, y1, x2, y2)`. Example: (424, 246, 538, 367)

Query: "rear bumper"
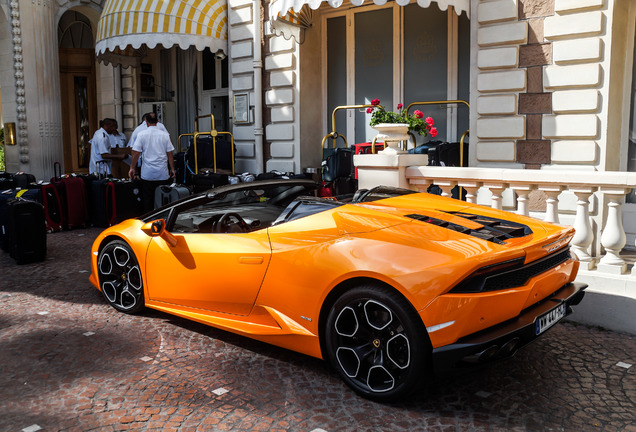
(431, 282, 587, 370)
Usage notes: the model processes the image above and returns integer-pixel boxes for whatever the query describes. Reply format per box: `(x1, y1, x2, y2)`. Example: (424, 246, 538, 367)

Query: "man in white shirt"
(89, 118, 125, 175)
(128, 112, 168, 149)
(129, 112, 175, 212)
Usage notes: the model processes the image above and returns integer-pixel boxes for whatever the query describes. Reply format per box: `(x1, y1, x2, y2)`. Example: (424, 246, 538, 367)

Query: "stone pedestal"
(354, 153, 428, 191)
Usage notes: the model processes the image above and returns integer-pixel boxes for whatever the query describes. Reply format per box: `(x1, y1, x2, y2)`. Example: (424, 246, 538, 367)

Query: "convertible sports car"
(89, 179, 586, 401)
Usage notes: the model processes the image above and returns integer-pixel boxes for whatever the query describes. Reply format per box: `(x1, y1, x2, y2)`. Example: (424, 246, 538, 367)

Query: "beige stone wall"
(473, 0, 616, 171)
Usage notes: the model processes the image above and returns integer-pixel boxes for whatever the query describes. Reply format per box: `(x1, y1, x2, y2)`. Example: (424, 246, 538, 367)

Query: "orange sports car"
(89, 179, 586, 401)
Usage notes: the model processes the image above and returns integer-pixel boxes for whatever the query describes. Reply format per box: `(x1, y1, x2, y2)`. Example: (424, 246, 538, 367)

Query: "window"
(323, 4, 470, 146)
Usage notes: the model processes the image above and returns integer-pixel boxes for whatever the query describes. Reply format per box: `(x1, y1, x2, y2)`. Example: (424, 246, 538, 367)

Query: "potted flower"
(366, 99, 437, 152)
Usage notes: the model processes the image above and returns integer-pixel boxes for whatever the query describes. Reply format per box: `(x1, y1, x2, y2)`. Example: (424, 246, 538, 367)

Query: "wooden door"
(59, 48, 97, 173)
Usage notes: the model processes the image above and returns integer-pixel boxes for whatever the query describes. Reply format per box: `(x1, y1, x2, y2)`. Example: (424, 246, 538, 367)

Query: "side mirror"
(150, 219, 165, 235)
(142, 219, 178, 247)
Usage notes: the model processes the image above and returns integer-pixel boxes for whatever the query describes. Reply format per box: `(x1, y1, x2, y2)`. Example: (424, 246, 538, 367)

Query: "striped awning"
(270, 0, 470, 22)
(270, 5, 313, 43)
(96, 0, 228, 65)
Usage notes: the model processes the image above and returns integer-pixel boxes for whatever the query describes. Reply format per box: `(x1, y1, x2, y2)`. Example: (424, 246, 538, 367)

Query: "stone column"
(11, 0, 64, 178)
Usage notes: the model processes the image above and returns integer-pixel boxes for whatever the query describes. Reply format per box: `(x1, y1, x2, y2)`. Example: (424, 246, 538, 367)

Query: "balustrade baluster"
(436, 180, 458, 198)
(538, 186, 564, 224)
(570, 187, 597, 270)
(484, 183, 508, 210)
(510, 184, 535, 216)
(598, 189, 631, 274)
(457, 181, 482, 204)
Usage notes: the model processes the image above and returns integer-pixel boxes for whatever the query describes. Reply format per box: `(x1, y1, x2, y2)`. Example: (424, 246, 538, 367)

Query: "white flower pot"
(371, 123, 410, 154)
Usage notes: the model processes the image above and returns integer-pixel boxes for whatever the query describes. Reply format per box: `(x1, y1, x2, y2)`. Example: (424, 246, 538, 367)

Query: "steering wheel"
(214, 212, 249, 233)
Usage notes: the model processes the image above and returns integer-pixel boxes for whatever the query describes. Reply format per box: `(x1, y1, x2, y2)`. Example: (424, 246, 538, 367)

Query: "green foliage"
(367, 100, 437, 137)
(0, 128, 4, 171)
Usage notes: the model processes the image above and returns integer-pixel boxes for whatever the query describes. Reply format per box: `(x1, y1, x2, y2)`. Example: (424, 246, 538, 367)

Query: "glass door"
(324, 5, 470, 149)
(355, 9, 393, 144)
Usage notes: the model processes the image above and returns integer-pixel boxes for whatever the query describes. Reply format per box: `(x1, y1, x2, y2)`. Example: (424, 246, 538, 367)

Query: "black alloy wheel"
(324, 285, 430, 402)
(97, 240, 145, 314)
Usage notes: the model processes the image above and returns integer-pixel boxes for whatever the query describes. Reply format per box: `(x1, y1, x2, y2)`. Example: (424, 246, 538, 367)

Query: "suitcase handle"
(106, 182, 117, 226)
(53, 162, 62, 181)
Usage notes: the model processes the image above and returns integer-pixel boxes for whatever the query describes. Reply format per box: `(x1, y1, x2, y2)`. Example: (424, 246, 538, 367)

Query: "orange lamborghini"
(89, 179, 586, 401)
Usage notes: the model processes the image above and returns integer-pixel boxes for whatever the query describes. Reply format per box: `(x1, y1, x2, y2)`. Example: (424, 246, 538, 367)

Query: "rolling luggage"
(332, 176, 357, 197)
(154, 184, 190, 209)
(352, 142, 386, 179)
(186, 136, 235, 173)
(3, 198, 47, 264)
(50, 162, 90, 229)
(61, 175, 88, 229)
(89, 179, 116, 227)
(112, 179, 144, 223)
(353, 142, 386, 155)
(322, 147, 354, 182)
(0, 172, 16, 190)
(12, 172, 36, 189)
(26, 183, 64, 232)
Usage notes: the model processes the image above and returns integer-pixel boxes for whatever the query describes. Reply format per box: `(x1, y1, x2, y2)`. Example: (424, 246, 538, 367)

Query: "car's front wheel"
(324, 285, 430, 402)
(97, 239, 145, 314)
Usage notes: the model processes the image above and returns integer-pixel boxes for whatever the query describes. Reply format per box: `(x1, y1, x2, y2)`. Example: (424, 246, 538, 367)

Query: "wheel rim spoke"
(364, 300, 393, 330)
(367, 365, 395, 392)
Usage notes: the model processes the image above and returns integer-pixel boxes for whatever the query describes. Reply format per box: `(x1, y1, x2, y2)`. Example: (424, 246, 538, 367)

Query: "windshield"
(156, 180, 319, 234)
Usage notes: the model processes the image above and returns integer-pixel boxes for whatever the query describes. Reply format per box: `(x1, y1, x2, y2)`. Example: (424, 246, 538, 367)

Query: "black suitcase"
(191, 172, 229, 193)
(187, 136, 235, 173)
(12, 172, 37, 189)
(333, 176, 358, 197)
(5, 198, 47, 264)
(0, 189, 42, 252)
(0, 173, 15, 190)
(89, 179, 116, 227)
(174, 151, 189, 185)
(26, 183, 64, 232)
(112, 179, 144, 223)
(322, 147, 354, 182)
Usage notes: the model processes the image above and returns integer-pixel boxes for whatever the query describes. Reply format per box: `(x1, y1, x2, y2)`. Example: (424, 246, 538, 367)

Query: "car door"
(144, 223, 271, 316)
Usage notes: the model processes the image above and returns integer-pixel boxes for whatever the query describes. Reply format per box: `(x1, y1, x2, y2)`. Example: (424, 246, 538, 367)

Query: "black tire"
(97, 239, 145, 314)
(324, 285, 430, 402)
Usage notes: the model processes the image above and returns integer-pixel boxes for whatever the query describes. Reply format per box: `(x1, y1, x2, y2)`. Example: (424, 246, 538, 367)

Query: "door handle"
(239, 256, 264, 265)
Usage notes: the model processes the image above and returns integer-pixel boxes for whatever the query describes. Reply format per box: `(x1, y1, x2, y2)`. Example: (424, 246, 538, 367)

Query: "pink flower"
(414, 110, 424, 119)
(430, 127, 438, 137)
(397, 103, 403, 110)
(371, 99, 380, 106)
(425, 117, 434, 126)
(366, 107, 373, 114)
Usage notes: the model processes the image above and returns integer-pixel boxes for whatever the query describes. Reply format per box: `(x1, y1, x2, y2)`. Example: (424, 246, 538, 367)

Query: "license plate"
(535, 303, 566, 335)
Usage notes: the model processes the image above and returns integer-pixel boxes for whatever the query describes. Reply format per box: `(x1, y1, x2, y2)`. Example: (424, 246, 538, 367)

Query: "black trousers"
(141, 178, 171, 213)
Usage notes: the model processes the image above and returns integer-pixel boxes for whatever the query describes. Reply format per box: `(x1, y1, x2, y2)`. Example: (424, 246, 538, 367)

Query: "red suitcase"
(62, 176, 88, 229)
(50, 162, 88, 229)
(353, 142, 385, 179)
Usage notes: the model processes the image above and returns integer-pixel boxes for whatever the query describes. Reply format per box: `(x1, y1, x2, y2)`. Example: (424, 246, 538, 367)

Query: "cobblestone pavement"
(1, 229, 635, 432)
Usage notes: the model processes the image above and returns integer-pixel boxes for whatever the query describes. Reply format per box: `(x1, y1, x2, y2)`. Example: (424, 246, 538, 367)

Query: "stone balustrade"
(354, 152, 636, 276)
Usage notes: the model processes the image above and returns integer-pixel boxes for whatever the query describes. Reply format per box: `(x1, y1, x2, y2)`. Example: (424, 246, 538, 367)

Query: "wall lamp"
(4, 122, 16, 145)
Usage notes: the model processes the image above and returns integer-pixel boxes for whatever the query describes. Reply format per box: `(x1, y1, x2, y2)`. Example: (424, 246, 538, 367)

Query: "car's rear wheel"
(324, 285, 430, 402)
(97, 239, 145, 314)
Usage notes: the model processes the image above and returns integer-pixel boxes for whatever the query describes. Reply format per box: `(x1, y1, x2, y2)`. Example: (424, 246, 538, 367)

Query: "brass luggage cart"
(177, 113, 236, 175)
